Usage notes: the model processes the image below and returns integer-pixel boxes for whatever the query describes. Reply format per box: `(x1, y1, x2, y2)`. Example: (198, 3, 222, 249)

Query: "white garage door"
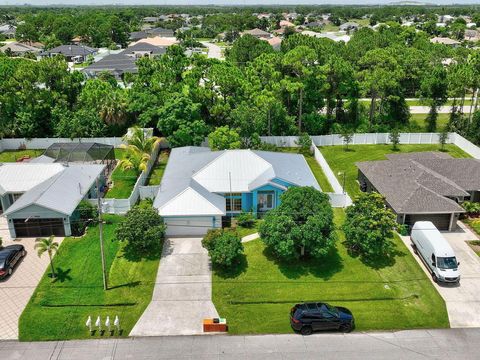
(164, 217, 220, 236)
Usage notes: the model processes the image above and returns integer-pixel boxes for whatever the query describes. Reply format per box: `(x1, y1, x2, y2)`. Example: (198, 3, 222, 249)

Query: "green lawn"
(320, 144, 470, 199)
(278, 148, 334, 192)
(19, 215, 161, 341)
(406, 99, 473, 106)
(146, 151, 169, 186)
(0, 149, 43, 162)
(105, 165, 138, 199)
(213, 209, 449, 334)
(409, 113, 450, 132)
(228, 219, 264, 238)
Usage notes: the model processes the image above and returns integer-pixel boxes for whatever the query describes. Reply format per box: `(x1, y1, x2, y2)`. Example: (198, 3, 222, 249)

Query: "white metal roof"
(3, 164, 105, 216)
(0, 163, 65, 195)
(192, 150, 274, 193)
(159, 187, 224, 216)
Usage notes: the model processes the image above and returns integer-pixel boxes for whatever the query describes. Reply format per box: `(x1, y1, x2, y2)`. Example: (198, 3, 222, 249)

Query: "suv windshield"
(437, 257, 458, 270)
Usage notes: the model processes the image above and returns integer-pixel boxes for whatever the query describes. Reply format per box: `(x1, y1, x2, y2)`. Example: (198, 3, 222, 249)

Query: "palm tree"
(35, 236, 59, 279)
(117, 149, 150, 175)
(121, 127, 163, 156)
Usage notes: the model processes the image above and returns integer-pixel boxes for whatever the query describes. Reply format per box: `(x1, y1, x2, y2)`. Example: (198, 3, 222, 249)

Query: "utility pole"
(96, 177, 108, 291)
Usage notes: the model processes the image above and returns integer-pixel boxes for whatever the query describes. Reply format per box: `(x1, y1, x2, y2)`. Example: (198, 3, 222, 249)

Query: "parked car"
(290, 302, 354, 335)
(0, 245, 26, 279)
(411, 221, 460, 284)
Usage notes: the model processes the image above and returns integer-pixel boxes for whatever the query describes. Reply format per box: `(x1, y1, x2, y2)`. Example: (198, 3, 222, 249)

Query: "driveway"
(201, 41, 223, 59)
(130, 237, 219, 336)
(0, 218, 63, 339)
(401, 221, 480, 328)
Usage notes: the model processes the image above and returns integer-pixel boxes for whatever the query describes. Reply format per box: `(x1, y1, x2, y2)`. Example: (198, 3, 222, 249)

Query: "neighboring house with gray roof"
(0, 41, 41, 56)
(42, 44, 97, 63)
(242, 28, 272, 39)
(0, 24, 16, 38)
(82, 42, 167, 79)
(0, 163, 105, 239)
(339, 22, 360, 32)
(357, 152, 480, 231)
(154, 147, 319, 236)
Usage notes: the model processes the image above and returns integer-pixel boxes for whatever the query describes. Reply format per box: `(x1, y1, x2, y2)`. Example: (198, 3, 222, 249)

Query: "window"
(226, 198, 242, 212)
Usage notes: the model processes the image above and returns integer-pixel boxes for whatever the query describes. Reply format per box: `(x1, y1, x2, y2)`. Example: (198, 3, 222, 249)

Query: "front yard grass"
(0, 149, 43, 162)
(278, 148, 334, 192)
(19, 215, 161, 341)
(212, 209, 449, 334)
(320, 144, 470, 199)
(409, 113, 450, 132)
(229, 219, 264, 238)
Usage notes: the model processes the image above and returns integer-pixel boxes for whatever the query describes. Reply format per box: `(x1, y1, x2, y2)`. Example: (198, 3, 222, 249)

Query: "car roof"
(0, 245, 23, 257)
(298, 302, 327, 312)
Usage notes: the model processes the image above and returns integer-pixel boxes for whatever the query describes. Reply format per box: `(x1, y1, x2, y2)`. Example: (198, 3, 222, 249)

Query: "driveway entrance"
(130, 237, 219, 336)
(401, 221, 480, 328)
(0, 217, 63, 339)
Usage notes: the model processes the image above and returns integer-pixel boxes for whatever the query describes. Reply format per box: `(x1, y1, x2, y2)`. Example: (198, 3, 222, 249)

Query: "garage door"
(13, 218, 65, 238)
(404, 214, 451, 231)
(164, 217, 217, 237)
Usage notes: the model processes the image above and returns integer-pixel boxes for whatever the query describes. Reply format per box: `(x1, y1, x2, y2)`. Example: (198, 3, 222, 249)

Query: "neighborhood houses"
(2, 3, 480, 358)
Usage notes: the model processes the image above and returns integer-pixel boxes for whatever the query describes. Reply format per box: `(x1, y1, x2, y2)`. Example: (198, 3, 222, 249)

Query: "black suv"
(0, 245, 26, 279)
(290, 302, 354, 335)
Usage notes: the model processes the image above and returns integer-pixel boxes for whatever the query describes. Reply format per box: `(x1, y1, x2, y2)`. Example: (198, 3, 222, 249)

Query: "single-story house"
(241, 28, 272, 39)
(146, 27, 174, 38)
(0, 24, 16, 39)
(339, 22, 360, 32)
(154, 147, 319, 236)
(357, 152, 480, 231)
(0, 41, 41, 56)
(430, 37, 461, 47)
(82, 42, 167, 78)
(129, 31, 149, 42)
(42, 45, 97, 63)
(0, 163, 105, 239)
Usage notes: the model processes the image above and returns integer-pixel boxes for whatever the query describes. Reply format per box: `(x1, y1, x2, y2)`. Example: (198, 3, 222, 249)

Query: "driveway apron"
(130, 237, 219, 336)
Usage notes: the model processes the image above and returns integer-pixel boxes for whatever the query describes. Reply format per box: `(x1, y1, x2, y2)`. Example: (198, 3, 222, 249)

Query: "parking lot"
(0, 218, 63, 339)
(401, 221, 480, 328)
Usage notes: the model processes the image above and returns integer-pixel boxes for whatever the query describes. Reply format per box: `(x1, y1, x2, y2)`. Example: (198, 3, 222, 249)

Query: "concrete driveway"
(0, 219, 63, 339)
(401, 221, 480, 328)
(130, 237, 219, 336)
(201, 41, 223, 59)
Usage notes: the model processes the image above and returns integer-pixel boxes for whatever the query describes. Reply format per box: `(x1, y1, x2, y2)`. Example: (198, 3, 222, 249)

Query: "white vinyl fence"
(100, 142, 162, 214)
(0, 137, 125, 151)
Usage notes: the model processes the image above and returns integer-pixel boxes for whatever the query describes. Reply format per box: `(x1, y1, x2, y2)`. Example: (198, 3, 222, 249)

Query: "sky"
(1, 0, 480, 5)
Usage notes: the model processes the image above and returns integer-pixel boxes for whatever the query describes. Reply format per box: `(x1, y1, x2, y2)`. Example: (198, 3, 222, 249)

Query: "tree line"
(1, 16, 480, 145)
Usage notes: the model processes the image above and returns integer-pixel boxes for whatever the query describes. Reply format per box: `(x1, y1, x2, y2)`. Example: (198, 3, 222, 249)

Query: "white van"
(411, 221, 460, 284)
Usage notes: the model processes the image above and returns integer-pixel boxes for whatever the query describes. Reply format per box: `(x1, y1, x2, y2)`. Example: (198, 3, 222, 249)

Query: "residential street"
(2, 328, 480, 359)
(130, 238, 218, 336)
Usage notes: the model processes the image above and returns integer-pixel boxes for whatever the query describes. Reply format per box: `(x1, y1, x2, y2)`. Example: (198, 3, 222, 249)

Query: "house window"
(226, 198, 242, 212)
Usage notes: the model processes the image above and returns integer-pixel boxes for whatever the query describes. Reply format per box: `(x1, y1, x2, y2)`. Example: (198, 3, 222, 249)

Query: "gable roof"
(154, 147, 319, 217)
(45, 44, 97, 57)
(356, 151, 477, 215)
(0, 42, 41, 54)
(3, 164, 105, 216)
(0, 163, 65, 195)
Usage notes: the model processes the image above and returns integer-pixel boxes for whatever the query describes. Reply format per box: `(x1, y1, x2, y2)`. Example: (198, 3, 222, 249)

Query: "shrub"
(259, 187, 336, 260)
(343, 192, 398, 259)
(202, 229, 243, 267)
(462, 201, 480, 217)
(115, 204, 166, 255)
(389, 129, 400, 150)
(72, 200, 98, 236)
(236, 211, 255, 228)
(295, 132, 312, 154)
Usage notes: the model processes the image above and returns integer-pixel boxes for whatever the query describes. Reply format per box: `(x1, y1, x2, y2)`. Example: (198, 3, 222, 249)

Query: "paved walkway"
(401, 221, 480, 328)
(409, 105, 471, 114)
(130, 238, 218, 336)
(0, 217, 63, 339)
(241, 233, 259, 243)
(2, 328, 480, 359)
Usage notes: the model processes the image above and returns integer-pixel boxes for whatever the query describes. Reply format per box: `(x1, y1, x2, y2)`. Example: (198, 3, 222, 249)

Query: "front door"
(258, 192, 274, 212)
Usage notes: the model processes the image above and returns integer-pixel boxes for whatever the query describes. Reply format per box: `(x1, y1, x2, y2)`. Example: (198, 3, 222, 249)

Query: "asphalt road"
(3, 328, 480, 359)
